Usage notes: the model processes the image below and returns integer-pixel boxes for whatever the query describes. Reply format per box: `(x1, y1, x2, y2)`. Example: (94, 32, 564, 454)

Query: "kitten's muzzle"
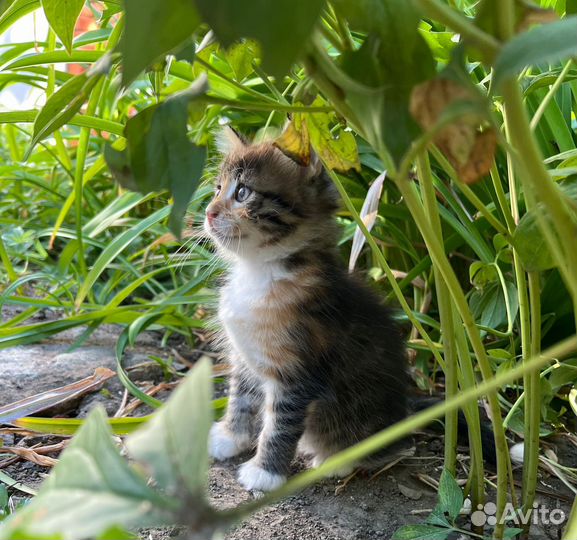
(206, 209, 219, 226)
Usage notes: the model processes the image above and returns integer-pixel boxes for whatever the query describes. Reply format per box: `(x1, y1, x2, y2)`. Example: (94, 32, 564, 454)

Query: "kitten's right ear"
(215, 126, 246, 154)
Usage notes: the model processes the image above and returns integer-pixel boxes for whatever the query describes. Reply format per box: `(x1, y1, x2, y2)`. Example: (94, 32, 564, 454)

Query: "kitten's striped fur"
(205, 128, 408, 491)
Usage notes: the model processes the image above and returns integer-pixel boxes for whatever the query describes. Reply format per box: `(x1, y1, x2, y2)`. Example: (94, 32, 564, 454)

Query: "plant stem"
(202, 95, 333, 113)
(530, 60, 573, 130)
(194, 56, 278, 104)
(417, 152, 459, 476)
(393, 178, 510, 538)
(522, 271, 541, 523)
(502, 78, 577, 328)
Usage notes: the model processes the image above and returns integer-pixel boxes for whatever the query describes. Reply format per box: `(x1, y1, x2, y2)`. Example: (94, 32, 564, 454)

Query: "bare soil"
(0, 319, 574, 540)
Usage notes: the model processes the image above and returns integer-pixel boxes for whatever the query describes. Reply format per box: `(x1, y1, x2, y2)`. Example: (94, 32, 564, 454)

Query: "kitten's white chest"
(218, 262, 291, 373)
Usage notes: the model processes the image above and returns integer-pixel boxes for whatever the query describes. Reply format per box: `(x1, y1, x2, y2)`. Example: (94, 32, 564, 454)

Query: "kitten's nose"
(206, 209, 219, 225)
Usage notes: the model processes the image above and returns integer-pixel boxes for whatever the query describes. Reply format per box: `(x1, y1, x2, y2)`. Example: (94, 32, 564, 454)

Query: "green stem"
(202, 95, 333, 113)
(195, 56, 279, 104)
(430, 146, 512, 240)
(530, 60, 573, 131)
(502, 79, 577, 329)
(522, 271, 541, 527)
(393, 178, 510, 538)
(417, 152, 459, 476)
(453, 319, 486, 511)
(562, 492, 577, 539)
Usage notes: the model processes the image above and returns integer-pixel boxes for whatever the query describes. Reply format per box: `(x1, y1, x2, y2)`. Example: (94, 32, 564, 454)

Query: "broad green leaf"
(334, 1, 435, 165)
(121, 0, 201, 85)
(41, 0, 84, 53)
(307, 105, 361, 173)
(512, 207, 557, 271)
(493, 16, 577, 89)
(126, 357, 213, 495)
(0, 408, 174, 540)
(469, 261, 498, 287)
(512, 179, 577, 272)
(194, 0, 325, 78)
(105, 77, 208, 239)
(470, 280, 519, 331)
(392, 524, 451, 540)
(437, 469, 463, 520)
(25, 71, 102, 158)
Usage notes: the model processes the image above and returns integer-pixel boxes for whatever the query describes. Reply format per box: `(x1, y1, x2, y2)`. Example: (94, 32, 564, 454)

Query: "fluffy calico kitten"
(204, 127, 407, 492)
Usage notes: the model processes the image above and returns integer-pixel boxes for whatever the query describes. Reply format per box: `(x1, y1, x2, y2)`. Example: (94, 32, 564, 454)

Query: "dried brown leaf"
(410, 78, 495, 184)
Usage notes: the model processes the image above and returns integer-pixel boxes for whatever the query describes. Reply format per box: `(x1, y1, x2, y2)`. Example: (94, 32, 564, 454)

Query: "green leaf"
(104, 77, 208, 239)
(194, 0, 325, 78)
(75, 206, 171, 306)
(0, 408, 174, 540)
(334, 0, 435, 165)
(512, 207, 556, 271)
(41, 0, 85, 53)
(493, 16, 577, 90)
(469, 261, 498, 287)
(470, 281, 518, 331)
(392, 524, 451, 540)
(126, 357, 213, 495)
(26, 72, 102, 158)
(437, 469, 463, 520)
(306, 104, 361, 173)
(12, 415, 150, 436)
(0, 0, 39, 36)
(121, 0, 201, 85)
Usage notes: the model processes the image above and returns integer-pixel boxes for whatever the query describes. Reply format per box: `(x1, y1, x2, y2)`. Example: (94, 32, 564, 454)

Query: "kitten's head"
(204, 127, 339, 261)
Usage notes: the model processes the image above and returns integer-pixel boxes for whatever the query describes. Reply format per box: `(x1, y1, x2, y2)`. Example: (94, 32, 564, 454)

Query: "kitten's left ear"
(306, 148, 324, 179)
(215, 126, 247, 154)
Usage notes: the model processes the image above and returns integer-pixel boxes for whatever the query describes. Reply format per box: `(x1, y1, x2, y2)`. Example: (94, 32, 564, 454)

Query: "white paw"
(208, 422, 248, 461)
(510, 442, 524, 465)
(237, 459, 286, 492)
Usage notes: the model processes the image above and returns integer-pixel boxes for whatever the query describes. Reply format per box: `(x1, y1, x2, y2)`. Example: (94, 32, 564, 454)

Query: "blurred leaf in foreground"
(0, 359, 215, 540)
(194, 0, 325, 78)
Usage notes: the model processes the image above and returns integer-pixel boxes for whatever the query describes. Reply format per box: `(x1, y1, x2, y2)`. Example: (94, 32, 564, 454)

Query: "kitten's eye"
(235, 183, 252, 202)
(215, 184, 221, 195)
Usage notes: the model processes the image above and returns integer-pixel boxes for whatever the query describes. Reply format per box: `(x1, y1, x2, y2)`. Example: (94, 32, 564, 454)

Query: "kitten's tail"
(408, 396, 498, 466)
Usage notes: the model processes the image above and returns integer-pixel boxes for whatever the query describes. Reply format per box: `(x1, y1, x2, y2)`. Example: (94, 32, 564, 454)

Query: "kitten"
(204, 127, 408, 492)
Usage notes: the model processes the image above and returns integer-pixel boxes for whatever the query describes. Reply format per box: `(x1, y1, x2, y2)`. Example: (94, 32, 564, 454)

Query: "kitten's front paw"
(238, 459, 286, 492)
(208, 422, 248, 460)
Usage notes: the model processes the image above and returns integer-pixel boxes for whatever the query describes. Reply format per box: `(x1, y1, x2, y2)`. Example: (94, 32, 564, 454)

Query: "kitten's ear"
(305, 147, 324, 179)
(215, 126, 246, 154)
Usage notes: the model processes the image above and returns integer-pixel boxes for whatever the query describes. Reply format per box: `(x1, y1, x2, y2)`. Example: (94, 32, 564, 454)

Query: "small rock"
(398, 483, 422, 500)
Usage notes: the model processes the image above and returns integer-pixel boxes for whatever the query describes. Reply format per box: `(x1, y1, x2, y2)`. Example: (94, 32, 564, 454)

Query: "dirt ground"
(0, 316, 574, 540)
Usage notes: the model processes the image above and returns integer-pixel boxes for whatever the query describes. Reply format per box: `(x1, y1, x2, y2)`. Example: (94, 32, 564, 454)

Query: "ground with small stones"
(0, 316, 573, 540)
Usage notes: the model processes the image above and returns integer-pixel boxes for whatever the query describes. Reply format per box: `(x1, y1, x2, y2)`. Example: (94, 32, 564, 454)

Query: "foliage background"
(0, 0, 576, 539)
